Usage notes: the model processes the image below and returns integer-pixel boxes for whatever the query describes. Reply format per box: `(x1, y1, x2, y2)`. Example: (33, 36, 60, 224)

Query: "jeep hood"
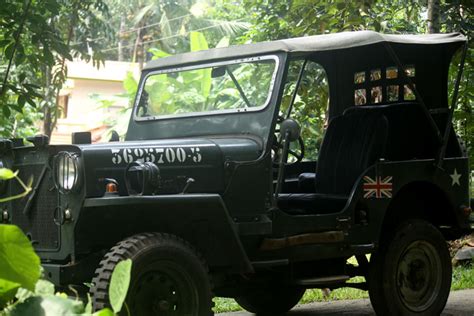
(78, 137, 261, 197)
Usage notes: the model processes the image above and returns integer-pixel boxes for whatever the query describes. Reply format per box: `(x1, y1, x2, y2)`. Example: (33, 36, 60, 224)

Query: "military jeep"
(1, 31, 472, 315)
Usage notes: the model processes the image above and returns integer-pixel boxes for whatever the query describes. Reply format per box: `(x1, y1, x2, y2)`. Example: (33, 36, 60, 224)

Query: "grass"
(452, 262, 474, 290)
(213, 260, 474, 314)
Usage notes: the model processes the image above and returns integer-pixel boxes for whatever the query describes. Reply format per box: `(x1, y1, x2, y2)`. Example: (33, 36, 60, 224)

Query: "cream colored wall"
(51, 79, 127, 144)
(50, 60, 139, 144)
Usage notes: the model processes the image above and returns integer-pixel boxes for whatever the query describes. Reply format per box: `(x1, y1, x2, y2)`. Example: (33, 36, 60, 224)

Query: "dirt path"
(218, 289, 474, 315)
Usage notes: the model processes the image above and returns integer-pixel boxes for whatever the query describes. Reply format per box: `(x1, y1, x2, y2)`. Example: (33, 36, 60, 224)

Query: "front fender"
(75, 194, 253, 274)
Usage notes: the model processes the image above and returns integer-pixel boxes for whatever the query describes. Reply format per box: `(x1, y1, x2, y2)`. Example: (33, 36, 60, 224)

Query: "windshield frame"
(133, 55, 280, 122)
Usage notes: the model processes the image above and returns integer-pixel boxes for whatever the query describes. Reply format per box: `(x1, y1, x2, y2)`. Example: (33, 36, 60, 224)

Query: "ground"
(218, 289, 474, 315)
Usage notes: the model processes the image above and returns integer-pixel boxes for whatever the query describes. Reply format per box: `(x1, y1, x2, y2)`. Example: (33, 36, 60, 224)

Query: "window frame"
(134, 55, 280, 122)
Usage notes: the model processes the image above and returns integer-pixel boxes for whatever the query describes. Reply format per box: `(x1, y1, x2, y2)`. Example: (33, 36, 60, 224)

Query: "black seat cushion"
(278, 108, 388, 214)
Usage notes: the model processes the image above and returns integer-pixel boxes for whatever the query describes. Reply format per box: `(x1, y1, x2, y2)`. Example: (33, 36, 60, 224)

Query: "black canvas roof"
(143, 30, 466, 70)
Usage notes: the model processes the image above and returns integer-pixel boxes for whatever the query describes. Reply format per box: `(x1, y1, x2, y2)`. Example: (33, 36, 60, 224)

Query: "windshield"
(136, 56, 278, 119)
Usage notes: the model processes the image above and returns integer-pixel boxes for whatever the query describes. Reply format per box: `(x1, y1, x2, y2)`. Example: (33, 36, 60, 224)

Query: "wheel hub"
(397, 241, 442, 312)
(129, 262, 198, 315)
(156, 300, 171, 311)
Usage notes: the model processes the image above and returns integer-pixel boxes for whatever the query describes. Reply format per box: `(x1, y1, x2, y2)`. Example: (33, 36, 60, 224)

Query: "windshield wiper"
(225, 66, 252, 108)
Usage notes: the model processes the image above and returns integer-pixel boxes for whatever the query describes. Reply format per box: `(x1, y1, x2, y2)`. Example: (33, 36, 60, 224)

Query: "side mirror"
(280, 118, 301, 142)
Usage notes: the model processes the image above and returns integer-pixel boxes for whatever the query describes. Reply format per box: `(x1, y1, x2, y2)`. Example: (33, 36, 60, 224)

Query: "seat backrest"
(315, 109, 388, 195)
(344, 102, 440, 161)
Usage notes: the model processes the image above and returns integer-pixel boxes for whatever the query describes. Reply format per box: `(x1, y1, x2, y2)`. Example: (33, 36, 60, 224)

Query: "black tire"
(90, 233, 213, 316)
(235, 286, 305, 315)
(368, 220, 452, 316)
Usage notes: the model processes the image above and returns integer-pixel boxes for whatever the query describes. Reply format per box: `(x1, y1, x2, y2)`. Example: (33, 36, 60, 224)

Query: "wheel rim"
(128, 261, 198, 315)
(396, 240, 443, 312)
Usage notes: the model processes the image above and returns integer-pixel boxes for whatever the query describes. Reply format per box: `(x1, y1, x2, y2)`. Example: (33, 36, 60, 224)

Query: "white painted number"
(111, 147, 203, 165)
(176, 147, 186, 162)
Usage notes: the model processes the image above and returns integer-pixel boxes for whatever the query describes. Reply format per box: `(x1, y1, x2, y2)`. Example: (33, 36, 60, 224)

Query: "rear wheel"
(235, 286, 305, 315)
(90, 233, 213, 316)
(368, 220, 451, 315)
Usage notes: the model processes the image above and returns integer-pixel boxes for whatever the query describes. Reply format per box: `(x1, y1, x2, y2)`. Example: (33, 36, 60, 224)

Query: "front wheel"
(90, 233, 213, 316)
(368, 220, 452, 315)
(235, 286, 305, 315)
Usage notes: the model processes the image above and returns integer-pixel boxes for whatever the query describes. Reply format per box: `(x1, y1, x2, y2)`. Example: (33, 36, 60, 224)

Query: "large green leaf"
(149, 48, 171, 59)
(123, 71, 138, 97)
(0, 225, 40, 291)
(0, 278, 21, 308)
(8, 295, 85, 316)
(216, 37, 230, 48)
(109, 259, 132, 314)
(190, 32, 211, 98)
(35, 279, 55, 296)
(190, 31, 209, 52)
(93, 307, 115, 316)
(0, 168, 16, 180)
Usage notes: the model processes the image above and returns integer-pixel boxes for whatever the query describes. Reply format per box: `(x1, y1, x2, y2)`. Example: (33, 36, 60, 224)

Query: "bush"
(0, 224, 131, 316)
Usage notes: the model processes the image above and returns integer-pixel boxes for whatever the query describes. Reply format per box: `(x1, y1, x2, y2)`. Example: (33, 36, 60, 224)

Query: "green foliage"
(141, 59, 276, 117)
(190, 31, 212, 97)
(102, 0, 249, 63)
(0, 0, 112, 138)
(0, 169, 16, 180)
(0, 169, 31, 203)
(452, 262, 474, 290)
(108, 259, 132, 314)
(136, 31, 275, 119)
(241, 0, 473, 166)
(280, 60, 329, 160)
(8, 295, 85, 316)
(0, 279, 20, 310)
(0, 225, 41, 294)
(0, 224, 132, 315)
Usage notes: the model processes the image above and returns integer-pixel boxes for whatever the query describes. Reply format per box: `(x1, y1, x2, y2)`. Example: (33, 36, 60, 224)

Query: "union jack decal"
(363, 176, 393, 199)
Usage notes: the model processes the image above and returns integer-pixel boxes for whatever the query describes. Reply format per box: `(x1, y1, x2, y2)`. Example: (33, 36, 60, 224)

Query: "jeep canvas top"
(0, 30, 470, 315)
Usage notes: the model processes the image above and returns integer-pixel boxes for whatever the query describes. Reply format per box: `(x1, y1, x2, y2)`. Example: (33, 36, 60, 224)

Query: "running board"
(260, 231, 344, 251)
(294, 275, 351, 286)
(251, 259, 289, 268)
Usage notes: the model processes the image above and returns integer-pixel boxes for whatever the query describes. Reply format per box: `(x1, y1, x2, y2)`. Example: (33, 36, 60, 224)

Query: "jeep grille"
(11, 164, 59, 250)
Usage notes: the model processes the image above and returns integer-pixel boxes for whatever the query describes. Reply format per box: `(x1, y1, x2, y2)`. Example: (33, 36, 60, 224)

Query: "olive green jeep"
(1, 31, 471, 315)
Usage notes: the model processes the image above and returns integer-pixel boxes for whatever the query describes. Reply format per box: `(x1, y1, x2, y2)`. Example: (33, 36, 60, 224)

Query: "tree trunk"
(42, 66, 51, 137)
(118, 16, 126, 61)
(427, 0, 440, 33)
(42, 6, 76, 138)
(133, 27, 145, 70)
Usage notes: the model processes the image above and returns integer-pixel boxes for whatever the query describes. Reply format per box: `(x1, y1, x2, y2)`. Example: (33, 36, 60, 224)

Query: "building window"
(58, 95, 69, 119)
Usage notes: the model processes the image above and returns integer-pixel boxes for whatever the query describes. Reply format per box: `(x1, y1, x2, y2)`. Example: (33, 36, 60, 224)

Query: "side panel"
(75, 194, 253, 274)
(350, 158, 470, 245)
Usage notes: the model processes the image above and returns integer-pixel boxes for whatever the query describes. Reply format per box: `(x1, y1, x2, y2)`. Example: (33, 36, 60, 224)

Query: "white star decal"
(450, 169, 461, 186)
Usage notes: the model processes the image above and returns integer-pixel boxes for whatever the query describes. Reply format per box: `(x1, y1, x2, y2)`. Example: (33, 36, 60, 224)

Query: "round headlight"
(54, 152, 80, 193)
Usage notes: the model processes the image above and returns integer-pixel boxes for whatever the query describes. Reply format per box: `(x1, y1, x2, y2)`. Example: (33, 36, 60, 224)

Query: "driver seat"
(278, 108, 388, 214)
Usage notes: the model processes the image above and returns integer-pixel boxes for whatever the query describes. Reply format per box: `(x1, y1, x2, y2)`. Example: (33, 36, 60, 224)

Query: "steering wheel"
(272, 116, 305, 165)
